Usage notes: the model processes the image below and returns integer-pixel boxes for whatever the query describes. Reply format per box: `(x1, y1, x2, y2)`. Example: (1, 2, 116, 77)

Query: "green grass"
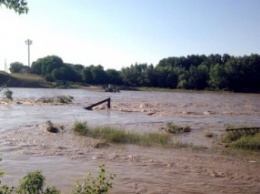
(72, 121, 172, 147)
(222, 127, 260, 151)
(11, 73, 43, 80)
(228, 133, 260, 150)
(9, 73, 52, 88)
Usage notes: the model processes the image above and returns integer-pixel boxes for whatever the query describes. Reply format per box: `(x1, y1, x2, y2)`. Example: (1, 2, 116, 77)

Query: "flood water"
(1, 88, 260, 132)
(0, 88, 260, 193)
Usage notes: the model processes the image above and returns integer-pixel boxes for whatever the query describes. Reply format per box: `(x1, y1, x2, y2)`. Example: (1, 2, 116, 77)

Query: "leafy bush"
(72, 164, 115, 194)
(1, 156, 115, 194)
(0, 156, 14, 194)
(17, 171, 60, 194)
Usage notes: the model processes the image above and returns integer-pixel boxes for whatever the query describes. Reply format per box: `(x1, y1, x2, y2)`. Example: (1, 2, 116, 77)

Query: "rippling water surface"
(0, 88, 260, 193)
(1, 88, 260, 132)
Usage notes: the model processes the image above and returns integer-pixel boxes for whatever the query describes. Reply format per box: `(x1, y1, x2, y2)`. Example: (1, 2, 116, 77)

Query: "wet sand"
(0, 89, 260, 193)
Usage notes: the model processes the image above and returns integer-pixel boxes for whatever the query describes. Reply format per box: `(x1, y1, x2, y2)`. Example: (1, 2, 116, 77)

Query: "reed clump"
(222, 127, 260, 151)
(72, 121, 172, 147)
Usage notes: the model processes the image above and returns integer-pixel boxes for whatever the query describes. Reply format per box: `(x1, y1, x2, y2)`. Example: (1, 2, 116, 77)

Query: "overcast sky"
(0, 0, 259, 71)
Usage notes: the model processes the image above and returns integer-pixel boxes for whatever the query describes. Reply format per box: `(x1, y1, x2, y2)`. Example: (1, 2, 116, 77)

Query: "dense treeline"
(7, 54, 260, 92)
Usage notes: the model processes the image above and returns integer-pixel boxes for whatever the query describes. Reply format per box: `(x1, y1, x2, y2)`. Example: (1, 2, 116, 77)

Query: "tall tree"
(31, 55, 64, 75)
(106, 69, 122, 85)
(91, 65, 107, 85)
(82, 66, 94, 84)
(9, 62, 24, 73)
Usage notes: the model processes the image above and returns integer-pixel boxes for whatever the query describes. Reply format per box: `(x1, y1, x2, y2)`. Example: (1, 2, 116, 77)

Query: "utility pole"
(4, 59, 7, 72)
(25, 39, 32, 67)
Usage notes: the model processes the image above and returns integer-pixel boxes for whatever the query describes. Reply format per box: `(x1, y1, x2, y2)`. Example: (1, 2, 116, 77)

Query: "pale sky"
(0, 0, 260, 71)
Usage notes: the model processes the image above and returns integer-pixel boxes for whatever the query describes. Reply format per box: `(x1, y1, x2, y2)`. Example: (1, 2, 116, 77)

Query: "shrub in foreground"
(73, 164, 115, 194)
(0, 161, 114, 194)
(17, 171, 60, 194)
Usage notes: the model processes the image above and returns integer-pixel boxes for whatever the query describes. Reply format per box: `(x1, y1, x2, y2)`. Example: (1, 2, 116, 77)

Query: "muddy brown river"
(0, 88, 260, 193)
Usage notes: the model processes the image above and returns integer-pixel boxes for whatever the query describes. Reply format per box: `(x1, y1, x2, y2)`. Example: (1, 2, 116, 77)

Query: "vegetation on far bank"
(3, 53, 260, 93)
(0, 71, 52, 88)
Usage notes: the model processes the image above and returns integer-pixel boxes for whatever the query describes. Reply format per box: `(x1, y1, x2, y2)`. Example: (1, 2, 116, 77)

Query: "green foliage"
(1, 156, 115, 194)
(155, 66, 178, 88)
(165, 122, 191, 134)
(0, 156, 13, 194)
(72, 164, 115, 194)
(17, 171, 60, 194)
(0, 0, 28, 14)
(9, 62, 28, 74)
(82, 67, 94, 84)
(222, 127, 260, 151)
(105, 69, 122, 85)
(73, 121, 90, 135)
(25, 53, 260, 92)
(72, 121, 172, 147)
(31, 56, 64, 75)
(228, 133, 260, 151)
(44, 74, 55, 82)
(121, 63, 150, 86)
(90, 65, 108, 85)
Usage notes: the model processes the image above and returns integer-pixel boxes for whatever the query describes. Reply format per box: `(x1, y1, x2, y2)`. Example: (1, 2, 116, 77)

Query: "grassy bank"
(0, 72, 52, 88)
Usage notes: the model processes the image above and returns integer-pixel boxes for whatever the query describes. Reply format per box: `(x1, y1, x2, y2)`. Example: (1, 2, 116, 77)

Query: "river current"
(0, 88, 259, 193)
